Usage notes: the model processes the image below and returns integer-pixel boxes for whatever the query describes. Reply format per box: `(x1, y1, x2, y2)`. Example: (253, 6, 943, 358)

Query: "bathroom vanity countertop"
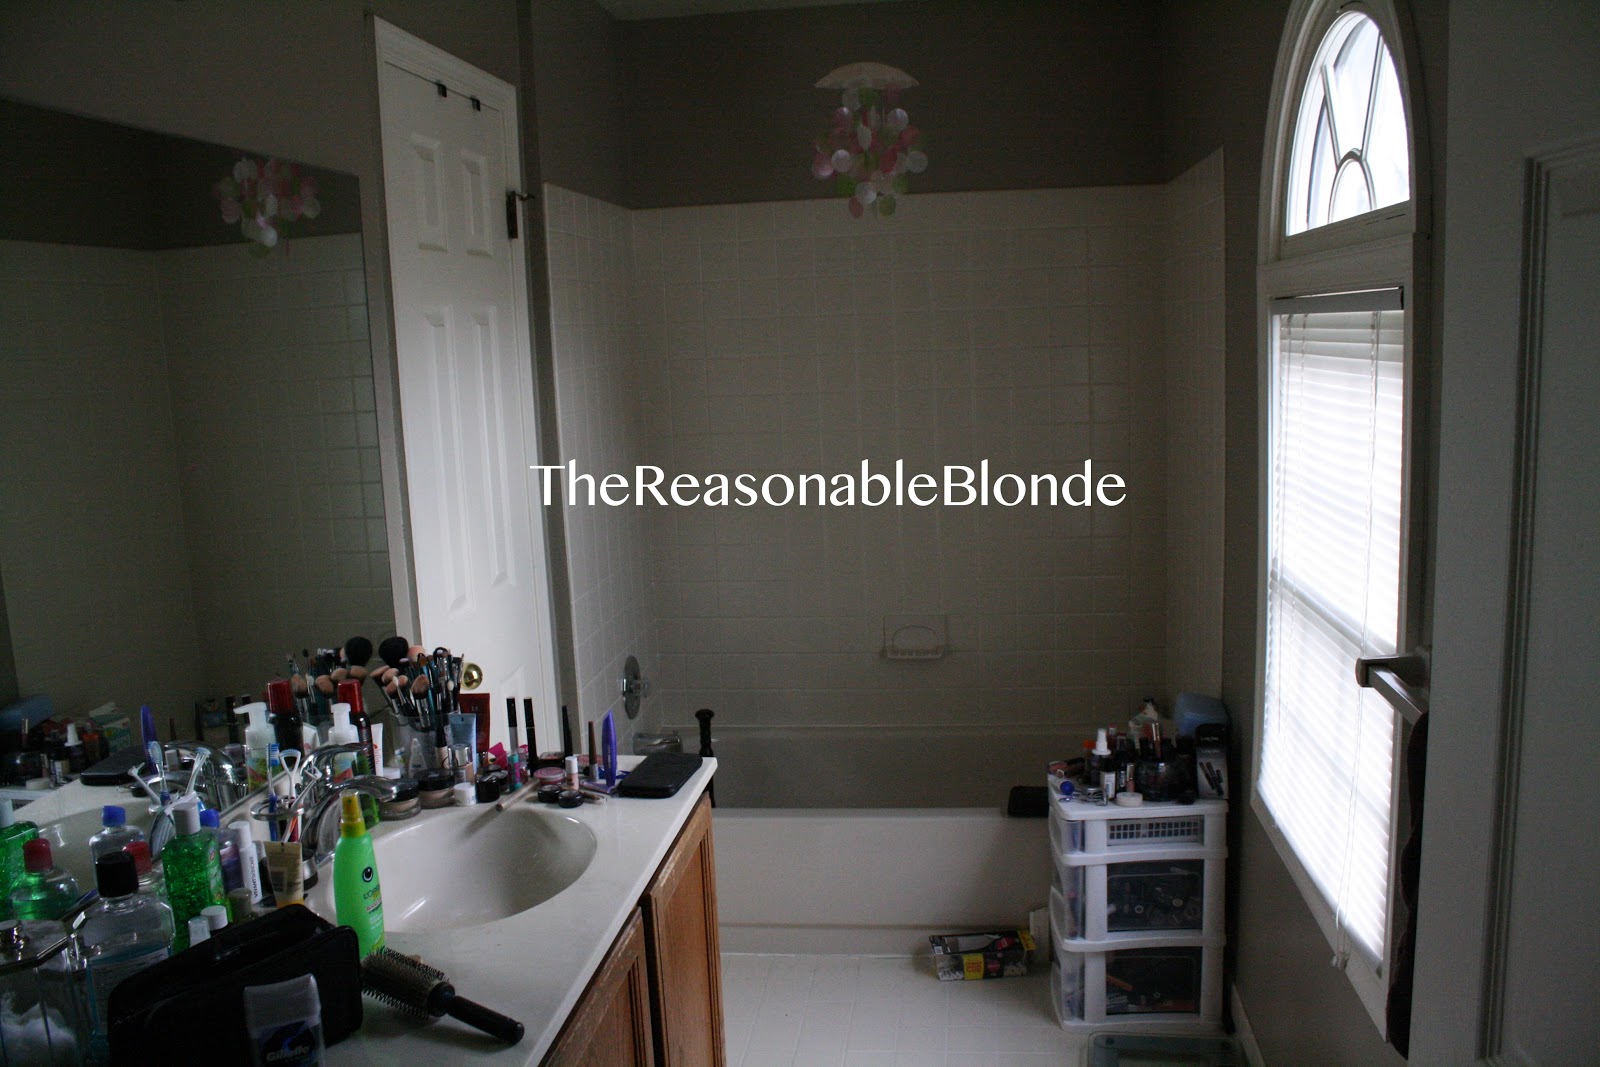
(323, 754, 716, 1066)
(35, 756, 716, 1066)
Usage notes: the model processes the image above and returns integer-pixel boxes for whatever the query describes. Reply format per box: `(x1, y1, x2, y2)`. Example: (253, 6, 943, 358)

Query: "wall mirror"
(0, 97, 397, 734)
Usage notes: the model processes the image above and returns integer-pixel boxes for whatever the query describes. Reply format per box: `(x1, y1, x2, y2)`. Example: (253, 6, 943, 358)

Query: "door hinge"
(505, 190, 533, 240)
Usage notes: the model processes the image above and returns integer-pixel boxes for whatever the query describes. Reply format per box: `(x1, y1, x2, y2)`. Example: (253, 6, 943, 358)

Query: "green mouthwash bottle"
(333, 791, 384, 956)
(8, 839, 80, 920)
(163, 800, 226, 951)
(0, 799, 39, 920)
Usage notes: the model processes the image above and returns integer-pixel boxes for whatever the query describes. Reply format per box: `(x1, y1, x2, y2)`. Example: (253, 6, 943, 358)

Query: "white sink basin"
(306, 802, 597, 931)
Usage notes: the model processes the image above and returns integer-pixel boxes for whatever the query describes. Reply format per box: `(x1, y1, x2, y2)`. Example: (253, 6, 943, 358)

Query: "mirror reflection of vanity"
(0, 97, 397, 733)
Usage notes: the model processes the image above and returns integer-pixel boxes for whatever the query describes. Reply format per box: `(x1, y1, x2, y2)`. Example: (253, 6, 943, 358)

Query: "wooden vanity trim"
(642, 793, 725, 1067)
(543, 908, 654, 1067)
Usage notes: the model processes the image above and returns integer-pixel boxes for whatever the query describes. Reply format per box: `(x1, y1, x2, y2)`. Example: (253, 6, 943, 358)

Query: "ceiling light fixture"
(810, 62, 927, 218)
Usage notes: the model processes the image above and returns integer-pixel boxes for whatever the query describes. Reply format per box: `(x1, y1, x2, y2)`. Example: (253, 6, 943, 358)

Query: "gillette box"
(929, 928, 1035, 981)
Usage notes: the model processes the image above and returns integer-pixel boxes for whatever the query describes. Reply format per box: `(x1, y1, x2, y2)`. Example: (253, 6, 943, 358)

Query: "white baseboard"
(1230, 983, 1265, 1067)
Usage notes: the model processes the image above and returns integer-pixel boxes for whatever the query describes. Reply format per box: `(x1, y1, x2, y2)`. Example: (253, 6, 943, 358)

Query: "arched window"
(1286, 11, 1410, 233)
(1256, 0, 1426, 1035)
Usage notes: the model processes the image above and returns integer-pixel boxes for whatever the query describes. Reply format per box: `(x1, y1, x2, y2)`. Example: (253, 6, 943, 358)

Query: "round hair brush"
(362, 948, 524, 1045)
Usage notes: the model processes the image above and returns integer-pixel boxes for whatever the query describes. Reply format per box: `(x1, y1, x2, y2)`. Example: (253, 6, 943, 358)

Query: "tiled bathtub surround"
(544, 187, 657, 752)
(633, 187, 1167, 739)
(1161, 151, 1227, 697)
(158, 235, 393, 695)
(543, 170, 1224, 768)
(0, 235, 393, 710)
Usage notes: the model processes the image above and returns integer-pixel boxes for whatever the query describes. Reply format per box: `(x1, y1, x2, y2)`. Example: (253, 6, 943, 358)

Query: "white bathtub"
(714, 806, 1053, 955)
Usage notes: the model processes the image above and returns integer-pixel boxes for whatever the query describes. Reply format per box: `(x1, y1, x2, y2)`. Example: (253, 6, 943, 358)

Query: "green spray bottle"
(333, 791, 384, 956)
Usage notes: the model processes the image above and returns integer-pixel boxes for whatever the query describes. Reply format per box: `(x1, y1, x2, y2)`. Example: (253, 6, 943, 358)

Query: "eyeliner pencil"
(522, 698, 538, 758)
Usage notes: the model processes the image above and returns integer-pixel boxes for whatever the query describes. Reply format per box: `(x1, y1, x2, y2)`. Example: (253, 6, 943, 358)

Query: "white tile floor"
(720, 953, 1091, 1067)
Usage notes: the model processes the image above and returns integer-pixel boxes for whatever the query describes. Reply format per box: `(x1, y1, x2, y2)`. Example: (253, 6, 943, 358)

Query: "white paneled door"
(374, 20, 559, 751)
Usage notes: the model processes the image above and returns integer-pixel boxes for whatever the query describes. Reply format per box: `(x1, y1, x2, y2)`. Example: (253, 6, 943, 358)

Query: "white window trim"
(1255, 0, 1430, 1036)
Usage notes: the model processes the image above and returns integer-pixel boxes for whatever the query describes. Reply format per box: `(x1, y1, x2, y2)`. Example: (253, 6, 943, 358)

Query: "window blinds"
(1262, 299, 1404, 963)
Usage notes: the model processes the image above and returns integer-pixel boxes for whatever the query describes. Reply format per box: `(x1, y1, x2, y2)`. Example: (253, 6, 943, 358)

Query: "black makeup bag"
(107, 904, 361, 1066)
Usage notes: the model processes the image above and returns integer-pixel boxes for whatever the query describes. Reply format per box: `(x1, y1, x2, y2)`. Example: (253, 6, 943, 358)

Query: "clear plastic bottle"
(9, 839, 81, 920)
(162, 801, 225, 951)
(81, 852, 174, 1062)
(0, 799, 39, 920)
(89, 805, 145, 863)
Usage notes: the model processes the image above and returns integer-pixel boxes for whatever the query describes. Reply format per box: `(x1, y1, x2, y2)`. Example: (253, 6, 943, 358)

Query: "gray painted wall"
(619, 0, 1163, 207)
(0, 99, 361, 249)
(527, 0, 629, 206)
(1160, 0, 1446, 1062)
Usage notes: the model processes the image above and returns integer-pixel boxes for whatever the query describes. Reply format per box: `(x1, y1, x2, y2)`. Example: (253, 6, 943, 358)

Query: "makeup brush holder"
(389, 719, 442, 774)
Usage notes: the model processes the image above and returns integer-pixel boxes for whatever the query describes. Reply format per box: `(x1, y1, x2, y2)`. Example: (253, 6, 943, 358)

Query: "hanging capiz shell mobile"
(811, 62, 927, 218)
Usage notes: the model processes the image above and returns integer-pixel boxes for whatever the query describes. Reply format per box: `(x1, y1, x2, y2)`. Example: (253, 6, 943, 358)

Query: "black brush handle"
(695, 708, 715, 807)
(442, 990, 524, 1045)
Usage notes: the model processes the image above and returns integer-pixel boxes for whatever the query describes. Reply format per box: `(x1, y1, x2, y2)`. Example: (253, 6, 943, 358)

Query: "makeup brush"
(362, 948, 524, 1045)
(378, 636, 410, 670)
(522, 698, 537, 759)
(344, 635, 373, 670)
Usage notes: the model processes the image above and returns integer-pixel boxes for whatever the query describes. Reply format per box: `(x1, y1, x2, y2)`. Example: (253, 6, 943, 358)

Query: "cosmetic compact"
(379, 778, 421, 821)
(417, 769, 455, 809)
(536, 784, 562, 804)
(474, 776, 501, 805)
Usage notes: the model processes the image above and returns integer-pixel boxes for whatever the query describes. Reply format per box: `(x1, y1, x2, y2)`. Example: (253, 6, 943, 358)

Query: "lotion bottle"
(327, 702, 358, 783)
(235, 702, 273, 790)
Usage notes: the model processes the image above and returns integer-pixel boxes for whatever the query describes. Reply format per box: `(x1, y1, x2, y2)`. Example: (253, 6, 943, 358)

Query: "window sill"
(1249, 790, 1392, 1037)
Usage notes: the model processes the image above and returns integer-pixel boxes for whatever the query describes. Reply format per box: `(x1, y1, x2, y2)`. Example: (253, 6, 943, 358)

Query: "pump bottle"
(327, 702, 358, 783)
(235, 701, 273, 790)
(163, 799, 226, 950)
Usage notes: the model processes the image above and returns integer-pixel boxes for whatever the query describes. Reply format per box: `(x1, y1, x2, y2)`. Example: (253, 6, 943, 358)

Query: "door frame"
(370, 16, 564, 747)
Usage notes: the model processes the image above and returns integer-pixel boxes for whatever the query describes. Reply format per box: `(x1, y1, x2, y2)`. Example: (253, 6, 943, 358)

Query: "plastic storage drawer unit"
(1051, 943, 1223, 1030)
(1046, 789, 1228, 1033)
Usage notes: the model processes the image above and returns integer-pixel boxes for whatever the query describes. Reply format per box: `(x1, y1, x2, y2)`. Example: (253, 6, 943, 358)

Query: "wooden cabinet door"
(642, 794, 725, 1067)
(544, 908, 655, 1067)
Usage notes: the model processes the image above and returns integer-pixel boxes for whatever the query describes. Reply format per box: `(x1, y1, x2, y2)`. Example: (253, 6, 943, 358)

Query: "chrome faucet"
(134, 741, 249, 812)
(297, 743, 399, 867)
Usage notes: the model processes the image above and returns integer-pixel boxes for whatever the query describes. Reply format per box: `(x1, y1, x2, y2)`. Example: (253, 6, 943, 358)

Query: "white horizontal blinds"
(1262, 298, 1404, 962)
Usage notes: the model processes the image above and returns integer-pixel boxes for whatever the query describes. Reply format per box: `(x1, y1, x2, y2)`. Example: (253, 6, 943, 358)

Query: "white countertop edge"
(31, 756, 718, 1067)
(326, 755, 717, 1065)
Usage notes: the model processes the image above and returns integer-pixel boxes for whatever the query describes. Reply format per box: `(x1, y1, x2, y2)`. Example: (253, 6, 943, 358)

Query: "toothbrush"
(183, 751, 207, 800)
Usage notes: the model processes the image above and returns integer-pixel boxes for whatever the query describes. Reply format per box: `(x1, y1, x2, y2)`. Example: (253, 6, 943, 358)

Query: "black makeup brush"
(560, 705, 573, 759)
(363, 948, 524, 1045)
(378, 636, 410, 670)
(343, 635, 373, 670)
